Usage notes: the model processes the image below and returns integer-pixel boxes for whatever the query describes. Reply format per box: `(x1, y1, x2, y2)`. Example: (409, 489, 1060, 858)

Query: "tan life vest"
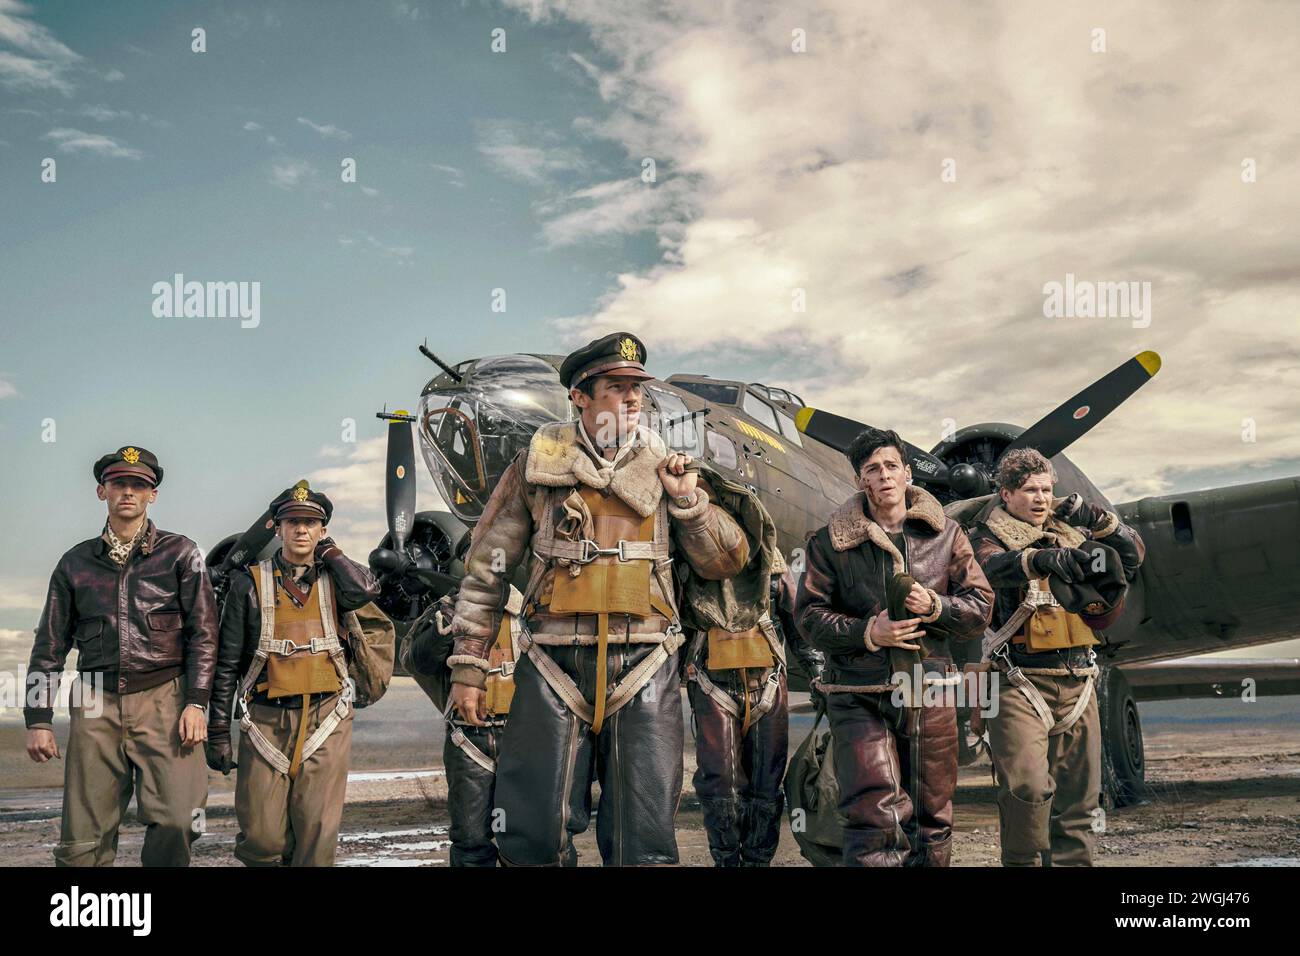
(484, 612, 519, 716)
(532, 485, 676, 733)
(238, 561, 352, 779)
(251, 568, 343, 699)
(706, 623, 776, 671)
(1020, 578, 1098, 651)
(692, 613, 786, 733)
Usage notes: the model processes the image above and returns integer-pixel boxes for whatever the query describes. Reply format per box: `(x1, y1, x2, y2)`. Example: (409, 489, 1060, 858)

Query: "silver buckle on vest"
(573, 539, 640, 564)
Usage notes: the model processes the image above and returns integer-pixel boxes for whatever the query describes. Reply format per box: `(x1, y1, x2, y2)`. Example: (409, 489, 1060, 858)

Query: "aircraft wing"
(1120, 657, 1300, 701)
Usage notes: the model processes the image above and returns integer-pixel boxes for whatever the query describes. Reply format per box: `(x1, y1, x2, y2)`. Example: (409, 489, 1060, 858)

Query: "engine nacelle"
(926, 423, 1111, 509)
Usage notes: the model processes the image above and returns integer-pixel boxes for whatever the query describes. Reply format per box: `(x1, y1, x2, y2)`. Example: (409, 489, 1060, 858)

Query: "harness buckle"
(572, 539, 645, 564)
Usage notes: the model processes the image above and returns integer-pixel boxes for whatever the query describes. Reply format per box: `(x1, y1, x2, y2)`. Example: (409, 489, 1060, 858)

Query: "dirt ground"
(2, 682, 1296, 867)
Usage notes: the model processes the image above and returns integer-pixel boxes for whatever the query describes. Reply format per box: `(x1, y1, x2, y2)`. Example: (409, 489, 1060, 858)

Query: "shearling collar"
(525, 420, 668, 518)
(827, 486, 947, 571)
(980, 501, 1086, 551)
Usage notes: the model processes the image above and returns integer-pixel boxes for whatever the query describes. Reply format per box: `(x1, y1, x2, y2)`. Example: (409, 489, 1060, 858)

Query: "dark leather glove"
(1030, 547, 1092, 583)
(1053, 493, 1110, 529)
(1053, 493, 1084, 522)
(206, 730, 235, 775)
(1106, 526, 1143, 579)
(315, 537, 343, 563)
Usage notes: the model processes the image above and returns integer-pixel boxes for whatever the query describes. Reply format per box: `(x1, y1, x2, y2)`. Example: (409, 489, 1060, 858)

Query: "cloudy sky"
(2, 0, 1298, 660)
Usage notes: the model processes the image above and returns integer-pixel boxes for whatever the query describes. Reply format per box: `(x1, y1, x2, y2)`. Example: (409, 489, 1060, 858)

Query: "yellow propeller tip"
(391, 409, 410, 420)
(794, 406, 815, 433)
(1135, 351, 1161, 376)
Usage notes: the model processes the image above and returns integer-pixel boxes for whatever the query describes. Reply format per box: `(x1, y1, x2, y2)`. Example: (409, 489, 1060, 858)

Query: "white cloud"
(390, 1, 426, 20)
(42, 127, 142, 159)
(476, 119, 587, 184)
(431, 163, 466, 188)
(508, 0, 1300, 503)
(0, 628, 34, 680)
(0, 0, 78, 59)
(78, 104, 124, 122)
(0, 377, 16, 399)
(103, 67, 124, 82)
(297, 115, 352, 140)
(0, 576, 46, 611)
(537, 176, 685, 247)
(360, 185, 380, 197)
(242, 120, 262, 131)
(337, 231, 414, 263)
(0, 0, 81, 94)
(0, 49, 72, 94)
(74, 104, 166, 126)
(307, 433, 445, 560)
(270, 158, 314, 189)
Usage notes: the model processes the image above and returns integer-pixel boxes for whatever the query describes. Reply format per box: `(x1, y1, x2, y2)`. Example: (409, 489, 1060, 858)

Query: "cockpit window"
(673, 380, 740, 405)
(419, 354, 573, 523)
(645, 385, 703, 457)
(742, 391, 780, 433)
(706, 430, 738, 470)
(776, 410, 803, 446)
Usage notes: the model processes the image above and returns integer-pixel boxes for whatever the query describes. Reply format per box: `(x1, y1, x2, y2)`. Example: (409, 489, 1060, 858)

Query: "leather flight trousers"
(494, 642, 683, 866)
(689, 671, 788, 866)
(826, 692, 957, 867)
(444, 721, 502, 867)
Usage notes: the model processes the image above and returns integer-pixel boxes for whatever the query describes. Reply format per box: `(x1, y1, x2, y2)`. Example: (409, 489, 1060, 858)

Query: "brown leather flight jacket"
(25, 520, 218, 728)
(449, 421, 751, 689)
(208, 550, 380, 732)
(795, 487, 993, 682)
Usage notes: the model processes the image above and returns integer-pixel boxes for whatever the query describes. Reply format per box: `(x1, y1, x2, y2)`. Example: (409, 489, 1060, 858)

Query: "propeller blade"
(385, 411, 418, 553)
(794, 407, 949, 484)
(1004, 351, 1161, 460)
(219, 507, 277, 572)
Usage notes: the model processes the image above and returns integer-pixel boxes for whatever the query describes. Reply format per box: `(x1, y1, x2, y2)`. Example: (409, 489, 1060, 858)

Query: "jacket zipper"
(899, 535, 922, 826)
(116, 555, 129, 687)
(881, 531, 921, 848)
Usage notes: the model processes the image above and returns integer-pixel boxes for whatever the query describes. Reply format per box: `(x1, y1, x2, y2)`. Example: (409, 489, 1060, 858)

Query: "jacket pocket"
(71, 619, 107, 669)
(144, 611, 184, 665)
(147, 611, 183, 632)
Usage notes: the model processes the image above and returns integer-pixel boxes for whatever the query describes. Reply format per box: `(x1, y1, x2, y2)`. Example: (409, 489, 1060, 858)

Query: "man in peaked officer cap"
(93, 444, 165, 487)
(559, 331, 656, 389)
(449, 331, 752, 866)
(26, 445, 217, 866)
(208, 479, 380, 866)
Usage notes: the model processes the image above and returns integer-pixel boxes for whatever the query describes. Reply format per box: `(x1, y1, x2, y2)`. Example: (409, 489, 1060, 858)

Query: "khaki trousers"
(988, 671, 1101, 866)
(56, 674, 208, 867)
(234, 695, 353, 867)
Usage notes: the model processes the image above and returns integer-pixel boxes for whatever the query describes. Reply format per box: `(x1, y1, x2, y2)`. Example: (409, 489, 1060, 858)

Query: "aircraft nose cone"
(949, 463, 988, 498)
